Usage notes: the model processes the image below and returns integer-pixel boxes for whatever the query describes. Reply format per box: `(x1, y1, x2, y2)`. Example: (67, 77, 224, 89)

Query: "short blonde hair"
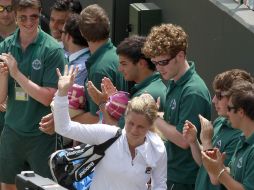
(125, 94, 158, 131)
(142, 23, 188, 58)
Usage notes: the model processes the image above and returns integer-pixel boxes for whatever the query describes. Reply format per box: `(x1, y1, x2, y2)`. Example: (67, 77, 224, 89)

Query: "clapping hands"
(201, 148, 226, 184)
(0, 53, 19, 78)
(87, 77, 117, 105)
(183, 120, 198, 144)
(199, 114, 214, 150)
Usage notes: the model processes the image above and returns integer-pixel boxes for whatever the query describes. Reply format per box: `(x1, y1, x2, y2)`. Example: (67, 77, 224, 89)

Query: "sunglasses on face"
(0, 5, 13, 13)
(227, 105, 237, 112)
(151, 56, 176, 66)
(17, 14, 40, 23)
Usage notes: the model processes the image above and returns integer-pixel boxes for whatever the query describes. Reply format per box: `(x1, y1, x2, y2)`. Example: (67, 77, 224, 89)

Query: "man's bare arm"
(155, 117, 189, 149)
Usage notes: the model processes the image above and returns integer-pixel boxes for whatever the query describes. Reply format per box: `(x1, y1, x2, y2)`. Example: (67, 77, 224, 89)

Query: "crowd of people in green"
(0, 0, 254, 190)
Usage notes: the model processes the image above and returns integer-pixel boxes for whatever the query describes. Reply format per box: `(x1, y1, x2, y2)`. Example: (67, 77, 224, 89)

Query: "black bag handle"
(94, 128, 122, 154)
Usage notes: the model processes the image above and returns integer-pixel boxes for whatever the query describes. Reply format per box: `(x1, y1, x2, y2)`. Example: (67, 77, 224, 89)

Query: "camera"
(16, 171, 67, 190)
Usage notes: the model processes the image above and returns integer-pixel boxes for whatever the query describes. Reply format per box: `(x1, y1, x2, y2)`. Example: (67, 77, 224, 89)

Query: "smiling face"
(0, 0, 15, 27)
(125, 111, 151, 147)
(16, 7, 40, 35)
(49, 10, 69, 41)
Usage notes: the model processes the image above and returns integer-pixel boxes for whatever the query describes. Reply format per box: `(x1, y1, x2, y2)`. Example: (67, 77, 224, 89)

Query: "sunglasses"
(214, 91, 228, 100)
(151, 56, 176, 66)
(227, 105, 237, 112)
(17, 14, 40, 23)
(0, 5, 13, 13)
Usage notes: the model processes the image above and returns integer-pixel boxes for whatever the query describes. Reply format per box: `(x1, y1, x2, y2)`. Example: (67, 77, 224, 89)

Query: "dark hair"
(79, 4, 110, 42)
(213, 69, 253, 92)
(51, 0, 68, 11)
(116, 35, 155, 71)
(13, 0, 41, 11)
(51, 0, 82, 14)
(229, 81, 254, 120)
(64, 14, 88, 47)
(69, 0, 82, 14)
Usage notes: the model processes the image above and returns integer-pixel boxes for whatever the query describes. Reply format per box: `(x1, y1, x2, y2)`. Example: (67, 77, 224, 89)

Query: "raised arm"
(155, 117, 189, 149)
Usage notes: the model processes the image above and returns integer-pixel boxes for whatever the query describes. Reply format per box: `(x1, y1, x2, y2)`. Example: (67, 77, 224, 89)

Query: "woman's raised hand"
(56, 65, 78, 96)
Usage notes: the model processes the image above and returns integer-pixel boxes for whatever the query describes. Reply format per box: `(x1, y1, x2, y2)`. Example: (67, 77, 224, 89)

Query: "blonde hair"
(125, 94, 158, 132)
(142, 23, 188, 58)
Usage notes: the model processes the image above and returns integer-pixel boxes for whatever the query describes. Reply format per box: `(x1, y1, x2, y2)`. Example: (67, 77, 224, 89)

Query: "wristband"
(217, 168, 226, 180)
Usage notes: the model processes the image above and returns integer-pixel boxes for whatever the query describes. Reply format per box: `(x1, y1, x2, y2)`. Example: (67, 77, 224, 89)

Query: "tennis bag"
(49, 129, 122, 189)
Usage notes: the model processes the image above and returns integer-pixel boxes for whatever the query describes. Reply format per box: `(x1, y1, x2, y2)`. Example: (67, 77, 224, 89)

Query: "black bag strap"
(94, 129, 122, 154)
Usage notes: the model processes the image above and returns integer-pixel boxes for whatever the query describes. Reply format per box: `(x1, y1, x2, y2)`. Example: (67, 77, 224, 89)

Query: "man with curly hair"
(143, 23, 211, 190)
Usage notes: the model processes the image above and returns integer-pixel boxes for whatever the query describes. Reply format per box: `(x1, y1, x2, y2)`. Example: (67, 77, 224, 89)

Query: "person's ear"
(238, 108, 245, 118)
(66, 33, 72, 41)
(176, 51, 185, 59)
(138, 58, 147, 68)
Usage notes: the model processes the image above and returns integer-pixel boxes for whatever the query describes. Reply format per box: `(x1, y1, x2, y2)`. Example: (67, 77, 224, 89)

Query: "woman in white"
(53, 65, 167, 190)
